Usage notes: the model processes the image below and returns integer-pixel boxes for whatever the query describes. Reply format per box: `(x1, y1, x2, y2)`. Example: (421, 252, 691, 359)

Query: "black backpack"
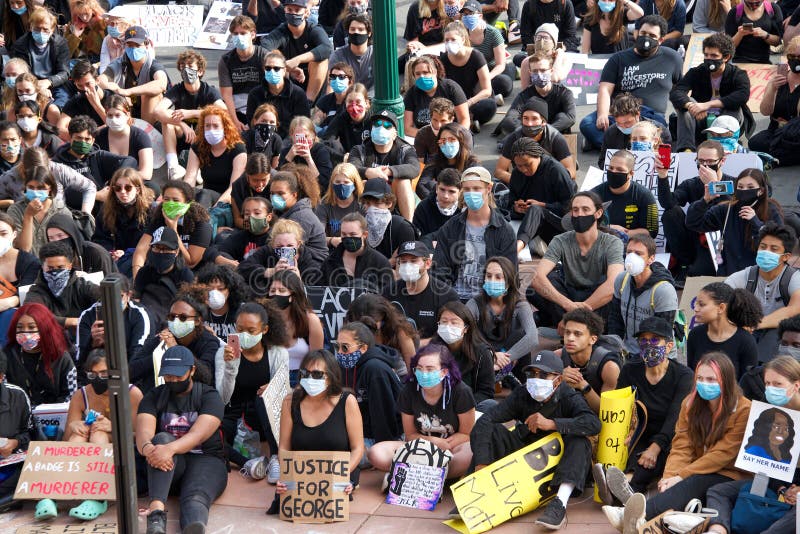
(745, 265, 797, 306)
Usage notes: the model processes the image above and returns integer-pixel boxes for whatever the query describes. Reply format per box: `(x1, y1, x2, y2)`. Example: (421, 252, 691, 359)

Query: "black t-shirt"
(62, 88, 113, 124)
(725, 5, 784, 63)
(218, 45, 269, 101)
(316, 92, 342, 127)
(230, 175, 271, 214)
(403, 2, 445, 45)
(439, 50, 487, 99)
(95, 126, 152, 161)
(384, 277, 460, 338)
(138, 383, 225, 458)
(686, 325, 759, 379)
(600, 47, 683, 114)
(591, 181, 659, 238)
(398, 380, 474, 438)
(403, 79, 468, 129)
(767, 83, 800, 128)
(190, 142, 247, 194)
(242, 128, 283, 159)
(501, 127, 571, 162)
(145, 220, 214, 251)
(231, 352, 270, 404)
(217, 228, 271, 261)
(208, 310, 236, 343)
(164, 82, 223, 126)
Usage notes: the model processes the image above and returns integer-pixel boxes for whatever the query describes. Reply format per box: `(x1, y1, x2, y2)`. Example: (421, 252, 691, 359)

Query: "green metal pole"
(371, 0, 405, 136)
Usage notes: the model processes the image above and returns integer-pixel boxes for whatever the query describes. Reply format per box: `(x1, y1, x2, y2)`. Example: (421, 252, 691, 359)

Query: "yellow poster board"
(445, 432, 563, 534)
(595, 387, 635, 502)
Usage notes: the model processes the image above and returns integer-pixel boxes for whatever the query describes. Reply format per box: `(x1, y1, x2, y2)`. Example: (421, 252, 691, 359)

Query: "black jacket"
(52, 143, 137, 189)
(433, 209, 518, 286)
(0, 382, 32, 452)
(47, 213, 115, 275)
(76, 300, 152, 365)
(657, 174, 734, 210)
(10, 32, 70, 88)
(133, 264, 195, 327)
(520, 0, 579, 50)
(739, 365, 766, 402)
(412, 195, 458, 246)
(471, 382, 601, 465)
(131, 329, 221, 394)
(278, 198, 329, 266)
(441, 338, 495, 404)
(92, 207, 148, 253)
(340, 345, 402, 442)
(670, 63, 750, 113)
(26, 271, 101, 327)
(505, 83, 577, 134)
(348, 138, 420, 182)
(320, 244, 393, 292)
(4, 345, 76, 405)
(246, 80, 310, 137)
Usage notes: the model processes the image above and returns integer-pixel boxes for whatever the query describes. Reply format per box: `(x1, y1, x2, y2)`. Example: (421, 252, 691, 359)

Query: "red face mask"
(347, 103, 365, 119)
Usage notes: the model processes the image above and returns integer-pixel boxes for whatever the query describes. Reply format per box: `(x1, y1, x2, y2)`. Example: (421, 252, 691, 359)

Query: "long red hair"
(685, 352, 740, 450)
(7, 303, 68, 379)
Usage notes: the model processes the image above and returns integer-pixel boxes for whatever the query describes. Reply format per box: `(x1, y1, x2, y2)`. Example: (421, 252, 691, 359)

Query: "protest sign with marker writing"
(14, 442, 115, 500)
(279, 450, 350, 523)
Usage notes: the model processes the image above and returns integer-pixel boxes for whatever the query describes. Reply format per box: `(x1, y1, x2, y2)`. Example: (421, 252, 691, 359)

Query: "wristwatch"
(580, 383, 592, 395)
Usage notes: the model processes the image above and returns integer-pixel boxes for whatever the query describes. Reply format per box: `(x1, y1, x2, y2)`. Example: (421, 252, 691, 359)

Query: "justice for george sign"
(15, 522, 117, 533)
(14, 442, 115, 500)
(279, 450, 350, 523)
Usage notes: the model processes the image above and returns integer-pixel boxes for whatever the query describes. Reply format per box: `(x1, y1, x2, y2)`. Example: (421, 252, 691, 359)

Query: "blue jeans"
(580, 105, 667, 149)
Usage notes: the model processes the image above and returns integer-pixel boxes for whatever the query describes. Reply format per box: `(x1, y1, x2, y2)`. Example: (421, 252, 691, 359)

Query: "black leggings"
(222, 397, 279, 467)
(645, 473, 733, 520)
(147, 432, 228, 530)
(491, 63, 517, 98)
(470, 97, 498, 124)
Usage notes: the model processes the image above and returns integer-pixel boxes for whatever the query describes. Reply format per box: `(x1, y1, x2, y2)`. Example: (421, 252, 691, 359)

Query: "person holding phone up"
(725, 0, 783, 64)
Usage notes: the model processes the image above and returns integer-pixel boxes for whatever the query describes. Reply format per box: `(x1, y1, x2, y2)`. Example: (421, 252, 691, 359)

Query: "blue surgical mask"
(270, 194, 287, 211)
(630, 140, 653, 152)
(440, 140, 459, 159)
(463, 191, 484, 210)
(696, 381, 721, 401)
(462, 14, 480, 30)
(598, 0, 616, 11)
(232, 34, 251, 50)
(330, 77, 348, 94)
(25, 189, 48, 202)
(415, 76, 436, 92)
(765, 385, 792, 406)
(4, 76, 15, 90)
(11, 5, 26, 14)
(265, 69, 283, 85)
(710, 135, 738, 153)
(415, 369, 444, 388)
(107, 25, 121, 38)
(618, 125, 634, 135)
(125, 46, 146, 62)
(32, 31, 50, 45)
(756, 249, 782, 272)
(333, 183, 355, 200)
(483, 280, 507, 298)
(371, 125, 391, 145)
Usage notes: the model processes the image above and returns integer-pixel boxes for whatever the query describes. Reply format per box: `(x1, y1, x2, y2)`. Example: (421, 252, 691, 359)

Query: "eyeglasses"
(525, 369, 557, 380)
(264, 66, 284, 72)
(330, 341, 357, 353)
(329, 73, 349, 80)
(167, 313, 198, 322)
(697, 159, 720, 166)
(86, 371, 109, 380)
(415, 366, 442, 373)
(373, 120, 393, 129)
(299, 369, 326, 380)
(772, 423, 789, 432)
(113, 184, 134, 193)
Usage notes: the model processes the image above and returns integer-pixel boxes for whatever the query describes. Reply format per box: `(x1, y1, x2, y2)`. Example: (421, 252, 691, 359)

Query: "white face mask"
(0, 237, 12, 257)
(445, 41, 463, 55)
(437, 199, 458, 216)
(437, 324, 464, 344)
(398, 262, 422, 283)
(624, 252, 647, 276)
(17, 117, 37, 132)
(527, 377, 555, 402)
(106, 115, 127, 132)
(207, 289, 226, 311)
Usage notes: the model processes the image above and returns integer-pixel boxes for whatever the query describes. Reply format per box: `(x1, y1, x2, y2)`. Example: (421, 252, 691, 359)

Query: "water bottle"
(678, 44, 685, 58)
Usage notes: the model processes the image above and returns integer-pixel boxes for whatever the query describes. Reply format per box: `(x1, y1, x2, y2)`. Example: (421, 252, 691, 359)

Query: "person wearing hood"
(52, 115, 137, 205)
(335, 321, 402, 448)
(26, 240, 100, 330)
(46, 213, 115, 275)
(461, 351, 601, 530)
(357, 178, 416, 263)
(608, 234, 679, 357)
(268, 170, 328, 265)
(132, 227, 195, 328)
(411, 168, 462, 246)
(321, 213, 393, 292)
(215, 196, 274, 266)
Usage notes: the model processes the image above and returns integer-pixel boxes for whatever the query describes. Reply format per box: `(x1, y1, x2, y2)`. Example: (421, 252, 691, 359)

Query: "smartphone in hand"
(227, 333, 241, 359)
(658, 144, 671, 169)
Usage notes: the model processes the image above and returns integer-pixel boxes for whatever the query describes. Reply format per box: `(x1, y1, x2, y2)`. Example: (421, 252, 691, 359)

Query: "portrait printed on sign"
(735, 400, 800, 482)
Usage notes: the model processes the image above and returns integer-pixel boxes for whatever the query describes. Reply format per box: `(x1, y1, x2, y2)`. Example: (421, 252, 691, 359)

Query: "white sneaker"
(167, 164, 186, 181)
(266, 454, 280, 484)
(603, 505, 625, 532)
(240, 456, 266, 480)
(622, 493, 646, 534)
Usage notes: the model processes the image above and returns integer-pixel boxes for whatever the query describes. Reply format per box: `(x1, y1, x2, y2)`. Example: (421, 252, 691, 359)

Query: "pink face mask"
(347, 103, 365, 119)
(16, 332, 40, 351)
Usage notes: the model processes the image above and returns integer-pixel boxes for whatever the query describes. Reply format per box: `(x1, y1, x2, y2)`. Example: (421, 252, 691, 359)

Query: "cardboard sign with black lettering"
(386, 462, 447, 510)
(16, 522, 117, 533)
(14, 442, 115, 500)
(279, 450, 350, 523)
(306, 286, 371, 340)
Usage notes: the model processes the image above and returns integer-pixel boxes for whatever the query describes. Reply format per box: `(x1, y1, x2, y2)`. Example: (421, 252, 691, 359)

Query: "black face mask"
(789, 59, 800, 73)
(348, 32, 369, 46)
(255, 123, 275, 138)
(90, 376, 108, 395)
(522, 125, 543, 138)
(606, 170, 629, 189)
(571, 214, 597, 233)
(341, 236, 363, 252)
(704, 58, 724, 73)
(634, 35, 659, 57)
(698, 163, 719, 172)
(167, 377, 191, 395)
(736, 188, 760, 204)
(147, 250, 176, 274)
(271, 295, 291, 310)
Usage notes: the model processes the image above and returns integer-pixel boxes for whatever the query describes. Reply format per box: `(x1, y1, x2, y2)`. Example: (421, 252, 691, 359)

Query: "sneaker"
(606, 466, 634, 505)
(531, 236, 548, 258)
(167, 165, 186, 181)
(471, 119, 481, 134)
(494, 93, 505, 107)
(622, 493, 646, 534)
(592, 463, 613, 505)
(182, 522, 205, 534)
(534, 497, 566, 530)
(508, 20, 521, 44)
(266, 454, 280, 484)
(146, 509, 167, 534)
(448, 505, 461, 519)
(240, 456, 267, 480)
(602, 505, 625, 532)
(581, 135, 594, 152)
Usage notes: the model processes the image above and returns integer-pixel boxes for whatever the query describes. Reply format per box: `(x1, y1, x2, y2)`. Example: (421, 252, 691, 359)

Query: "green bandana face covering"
(71, 140, 92, 155)
(162, 200, 191, 220)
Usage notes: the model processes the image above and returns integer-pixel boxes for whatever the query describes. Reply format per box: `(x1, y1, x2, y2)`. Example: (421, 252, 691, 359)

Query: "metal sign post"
(100, 274, 138, 533)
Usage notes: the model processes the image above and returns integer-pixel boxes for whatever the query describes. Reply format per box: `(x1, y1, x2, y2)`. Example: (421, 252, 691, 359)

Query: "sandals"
(35, 498, 58, 520)
(69, 499, 108, 520)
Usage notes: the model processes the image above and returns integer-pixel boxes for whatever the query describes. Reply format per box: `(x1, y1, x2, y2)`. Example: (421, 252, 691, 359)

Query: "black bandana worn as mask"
(635, 35, 658, 56)
(571, 214, 596, 233)
(735, 188, 760, 204)
(606, 170, 629, 189)
(147, 250, 176, 274)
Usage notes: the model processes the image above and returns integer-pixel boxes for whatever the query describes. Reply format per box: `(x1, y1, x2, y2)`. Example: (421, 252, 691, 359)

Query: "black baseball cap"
(151, 227, 180, 251)
(370, 109, 398, 129)
(159, 346, 194, 377)
(361, 178, 392, 199)
(635, 316, 674, 341)
(398, 241, 431, 258)
(524, 350, 564, 375)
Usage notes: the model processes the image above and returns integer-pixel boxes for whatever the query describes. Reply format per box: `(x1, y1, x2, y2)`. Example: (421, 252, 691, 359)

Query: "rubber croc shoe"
(69, 500, 108, 520)
(35, 498, 57, 520)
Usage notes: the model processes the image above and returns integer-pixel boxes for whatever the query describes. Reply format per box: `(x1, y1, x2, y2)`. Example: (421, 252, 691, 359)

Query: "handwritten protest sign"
(563, 53, 609, 106)
(194, 1, 243, 50)
(0, 452, 26, 467)
(386, 462, 446, 510)
(736, 400, 800, 483)
(678, 276, 725, 330)
(15, 442, 115, 500)
(738, 63, 778, 113)
(306, 286, 371, 340)
(279, 450, 350, 523)
(683, 33, 712, 74)
(595, 387, 635, 502)
(16, 523, 117, 533)
(104, 5, 203, 46)
(445, 433, 563, 534)
(262, 363, 289, 442)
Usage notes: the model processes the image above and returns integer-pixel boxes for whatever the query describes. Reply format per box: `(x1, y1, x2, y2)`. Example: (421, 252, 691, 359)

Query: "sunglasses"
(329, 73, 349, 80)
(264, 66, 284, 72)
(113, 184, 135, 193)
(86, 371, 109, 380)
(330, 341, 358, 353)
(373, 119, 393, 129)
(299, 369, 326, 380)
(525, 369, 557, 380)
(167, 313, 197, 322)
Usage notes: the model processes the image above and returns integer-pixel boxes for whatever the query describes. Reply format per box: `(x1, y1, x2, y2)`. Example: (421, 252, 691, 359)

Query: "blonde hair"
(289, 116, 316, 143)
(766, 355, 800, 383)
(444, 21, 470, 48)
(631, 120, 662, 146)
(269, 218, 305, 247)
(418, 0, 445, 19)
(2, 59, 29, 110)
(322, 162, 363, 205)
(28, 6, 56, 28)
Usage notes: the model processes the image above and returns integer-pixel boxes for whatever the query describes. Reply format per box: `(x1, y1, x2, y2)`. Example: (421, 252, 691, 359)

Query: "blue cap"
(159, 346, 194, 377)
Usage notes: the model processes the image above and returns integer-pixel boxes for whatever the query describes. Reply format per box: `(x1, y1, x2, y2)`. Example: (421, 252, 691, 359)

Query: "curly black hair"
(196, 264, 252, 315)
(701, 282, 764, 330)
(236, 301, 291, 348)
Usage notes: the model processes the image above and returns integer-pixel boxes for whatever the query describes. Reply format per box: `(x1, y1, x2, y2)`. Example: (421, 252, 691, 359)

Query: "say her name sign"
(279, 450, 350, 523)
(735, 400, 800, 483)
(14, 442, 115, 500)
